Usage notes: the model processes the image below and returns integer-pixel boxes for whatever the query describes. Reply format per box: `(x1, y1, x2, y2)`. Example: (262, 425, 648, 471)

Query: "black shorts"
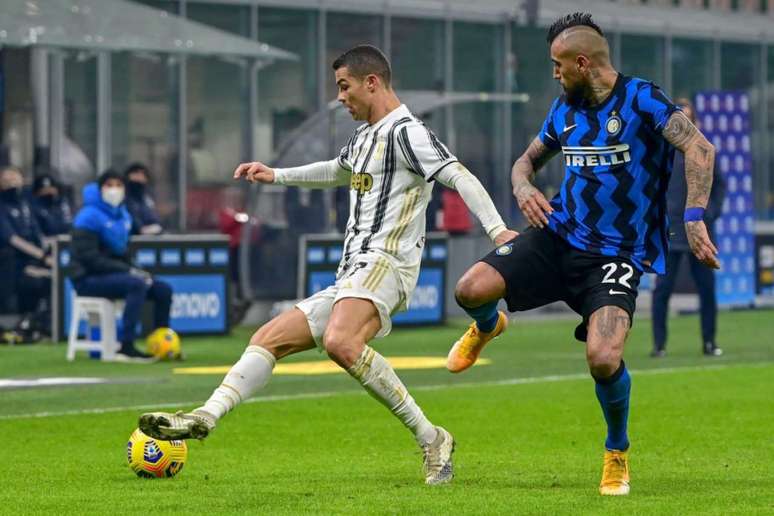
(480, 228, 642, 342)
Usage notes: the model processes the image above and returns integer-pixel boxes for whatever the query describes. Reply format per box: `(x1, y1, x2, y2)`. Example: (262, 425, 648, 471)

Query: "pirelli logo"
(562, 144, 631, 167)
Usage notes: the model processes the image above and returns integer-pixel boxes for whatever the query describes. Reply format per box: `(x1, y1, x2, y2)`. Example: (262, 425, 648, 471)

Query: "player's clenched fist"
(233, 161, 275, 184)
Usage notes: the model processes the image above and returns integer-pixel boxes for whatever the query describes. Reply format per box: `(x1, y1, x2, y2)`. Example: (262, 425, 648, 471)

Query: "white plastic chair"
(66, 296, 125, 362)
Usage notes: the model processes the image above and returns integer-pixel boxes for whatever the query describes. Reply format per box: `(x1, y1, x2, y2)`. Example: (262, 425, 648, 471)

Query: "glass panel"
(185, 3, 250, 230)
(257, 7, 319, 157)
(620, 34, 665, 85)
(511, 26, 563, 225)
(721, 43, 763, 218)
(325, 13, 383, 101)
(63, 53, 98, 199)
(249, 7, 320, 300)
(672, 37, 713, 100)
(1, 48, 34, 174)
(111, 0, 179, 229)
(768, 45, 774, 219)
(453, 22, 497, 92)
(391, 17, 445, 91)
(111, 52, 179, 229)
(721, 42, 759, 90)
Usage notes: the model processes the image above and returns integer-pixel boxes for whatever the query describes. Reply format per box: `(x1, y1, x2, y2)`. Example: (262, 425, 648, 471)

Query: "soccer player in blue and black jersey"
(446, 13, 719, 496)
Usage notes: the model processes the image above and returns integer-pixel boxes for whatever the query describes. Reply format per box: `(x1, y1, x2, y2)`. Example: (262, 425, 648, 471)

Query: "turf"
(0, 310, 772, 514)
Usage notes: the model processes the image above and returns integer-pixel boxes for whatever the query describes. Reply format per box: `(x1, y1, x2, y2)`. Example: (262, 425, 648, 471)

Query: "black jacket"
(0, 193, 45, 272)
(125, 189, 162, 235)
(70, 229, 132, 280)
(31, 196, 73, 236)
(666, 152, 725, 251)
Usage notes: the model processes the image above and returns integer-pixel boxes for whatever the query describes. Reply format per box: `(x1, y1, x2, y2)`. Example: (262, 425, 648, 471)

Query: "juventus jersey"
(337, 104, 457, 270)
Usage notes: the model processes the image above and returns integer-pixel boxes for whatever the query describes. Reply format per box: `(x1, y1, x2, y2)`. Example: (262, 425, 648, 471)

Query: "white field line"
(0, 362, 768, 421)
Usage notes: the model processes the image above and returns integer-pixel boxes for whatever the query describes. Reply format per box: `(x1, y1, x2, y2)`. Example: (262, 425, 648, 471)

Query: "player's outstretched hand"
(233, 161, 275, 184)
(513, 183, 554, 229)
(685, 220, 720, 269)
(494, 229, 519, 246)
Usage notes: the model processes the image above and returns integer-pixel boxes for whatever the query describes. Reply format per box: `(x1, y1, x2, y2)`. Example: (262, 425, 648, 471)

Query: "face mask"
(127, 181, 146, 198)
(38, 194, 57, 206)
(102, 186, 125, 207)
(0, 187, 21, 203)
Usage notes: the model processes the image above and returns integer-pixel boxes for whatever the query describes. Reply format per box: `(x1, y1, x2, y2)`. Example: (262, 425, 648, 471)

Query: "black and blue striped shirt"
(539, 74, 679, 274)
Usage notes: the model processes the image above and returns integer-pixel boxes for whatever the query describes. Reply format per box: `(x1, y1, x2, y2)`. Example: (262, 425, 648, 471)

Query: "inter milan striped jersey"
(337, 104, 457, 270)
(538, 74, 680, 273)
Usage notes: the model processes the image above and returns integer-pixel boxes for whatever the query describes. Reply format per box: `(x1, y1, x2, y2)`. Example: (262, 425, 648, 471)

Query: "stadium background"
(3, 0, 774, 322)
(2, 1, 774, 513)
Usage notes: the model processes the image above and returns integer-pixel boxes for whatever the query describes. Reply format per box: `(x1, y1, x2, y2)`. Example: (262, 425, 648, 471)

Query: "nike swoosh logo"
(562, 124, 577, 134)
(609, 289, 627, 295)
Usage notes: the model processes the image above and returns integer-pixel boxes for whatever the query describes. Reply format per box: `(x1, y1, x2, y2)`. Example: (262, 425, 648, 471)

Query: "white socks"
(196, 345, 276, 420)
(348, 346, 438, 446)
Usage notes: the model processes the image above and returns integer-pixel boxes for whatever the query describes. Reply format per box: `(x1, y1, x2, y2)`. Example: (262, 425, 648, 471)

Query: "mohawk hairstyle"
(546, 12, 604, 44)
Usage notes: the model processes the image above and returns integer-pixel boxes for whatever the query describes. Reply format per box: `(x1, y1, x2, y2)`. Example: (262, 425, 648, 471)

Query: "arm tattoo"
(662, 112, 715, 208)
(512, 137, 557, 191)
(595, 306, 631, 339)
(662, 111, 698, 150)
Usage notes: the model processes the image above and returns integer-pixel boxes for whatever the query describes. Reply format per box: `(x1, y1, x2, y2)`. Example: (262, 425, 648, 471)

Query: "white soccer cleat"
(139, 410, 216, 441)
(422, 426, 455, 485)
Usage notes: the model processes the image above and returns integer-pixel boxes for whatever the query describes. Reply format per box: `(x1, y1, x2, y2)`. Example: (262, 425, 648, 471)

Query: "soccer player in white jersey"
(139, 45, 516, 485)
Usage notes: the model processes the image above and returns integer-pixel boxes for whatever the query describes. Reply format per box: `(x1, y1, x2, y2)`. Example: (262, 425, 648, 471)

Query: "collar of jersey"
(368, 104, 410, 132)
(576, 73, 625, 112)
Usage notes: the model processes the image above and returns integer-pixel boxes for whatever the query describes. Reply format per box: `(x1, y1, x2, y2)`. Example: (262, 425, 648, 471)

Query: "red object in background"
(219, 208, 246, 249)
(441, 189, 472, 235)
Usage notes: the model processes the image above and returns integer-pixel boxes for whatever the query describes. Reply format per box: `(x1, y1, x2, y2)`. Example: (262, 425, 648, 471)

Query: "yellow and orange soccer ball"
(145, 327, 182, 360)
(127, 428, 187, 478)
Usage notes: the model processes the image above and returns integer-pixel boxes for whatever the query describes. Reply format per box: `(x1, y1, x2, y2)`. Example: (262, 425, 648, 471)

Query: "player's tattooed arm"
(511, 137, 558, 229)
(662, 111, 715, 208)
(661, 111, 720, 269)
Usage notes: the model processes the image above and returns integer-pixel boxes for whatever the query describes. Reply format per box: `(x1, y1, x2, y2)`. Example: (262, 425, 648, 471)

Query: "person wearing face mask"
(70, 169, 173, 362)
(123, 163, 162, 236)
(0, 166, 52, 335)
(31, 173, 73, 237)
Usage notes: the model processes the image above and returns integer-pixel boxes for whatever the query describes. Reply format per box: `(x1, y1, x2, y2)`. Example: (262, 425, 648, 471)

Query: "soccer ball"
(127, 428, 187, 478)
(146, 327, 182, 360)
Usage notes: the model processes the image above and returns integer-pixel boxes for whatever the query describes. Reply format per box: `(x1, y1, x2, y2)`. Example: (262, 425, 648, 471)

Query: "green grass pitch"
(1, 310, 772, 515)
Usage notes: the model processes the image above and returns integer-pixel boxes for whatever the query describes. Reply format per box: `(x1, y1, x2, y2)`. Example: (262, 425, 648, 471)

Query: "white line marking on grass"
(0, 362, 768, 421)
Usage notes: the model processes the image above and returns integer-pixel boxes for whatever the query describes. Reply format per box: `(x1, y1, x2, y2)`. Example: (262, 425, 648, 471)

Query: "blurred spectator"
(30, 174, 73, 236)
(0, 166, 51, 337)
(123, 162, 163, 235)
(70, 169, 172, 362)
(651, 98, 726, 358)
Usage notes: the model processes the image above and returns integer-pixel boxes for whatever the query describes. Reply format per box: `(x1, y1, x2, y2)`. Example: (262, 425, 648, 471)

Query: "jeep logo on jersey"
(350, 172, 374, 194)
(562, 144, 632, 168)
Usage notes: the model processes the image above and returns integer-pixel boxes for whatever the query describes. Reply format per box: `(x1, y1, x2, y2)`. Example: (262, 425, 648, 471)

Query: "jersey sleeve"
(538, 98, 561, 151)
(635, 82, 680, 132)
(396, 123, 458, 182)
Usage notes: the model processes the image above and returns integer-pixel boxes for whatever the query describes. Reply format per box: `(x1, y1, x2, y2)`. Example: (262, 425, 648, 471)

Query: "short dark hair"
(97, 168, 124, 188)
(546, 12, 604, 45)
(332, 45, 391, 86)
(123, 162, 149, 178)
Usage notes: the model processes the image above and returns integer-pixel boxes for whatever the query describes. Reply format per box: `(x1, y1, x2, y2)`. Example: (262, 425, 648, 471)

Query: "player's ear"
(365, 74, 380, 92)
(576, 54, 592, 75)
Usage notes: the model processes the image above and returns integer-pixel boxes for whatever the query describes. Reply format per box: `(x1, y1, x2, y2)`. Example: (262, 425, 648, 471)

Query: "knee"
(126, 275, 149, 293)
(322, 327, 361, 368)
(455, 274, 483, 308)
(586, 345, 620, 379)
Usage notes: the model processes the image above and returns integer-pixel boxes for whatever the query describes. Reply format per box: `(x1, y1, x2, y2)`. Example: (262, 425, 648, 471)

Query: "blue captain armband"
(683, 207, 705, 222)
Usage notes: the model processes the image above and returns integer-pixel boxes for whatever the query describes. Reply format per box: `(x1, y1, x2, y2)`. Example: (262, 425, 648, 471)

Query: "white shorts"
(296, 252, 408, 349)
